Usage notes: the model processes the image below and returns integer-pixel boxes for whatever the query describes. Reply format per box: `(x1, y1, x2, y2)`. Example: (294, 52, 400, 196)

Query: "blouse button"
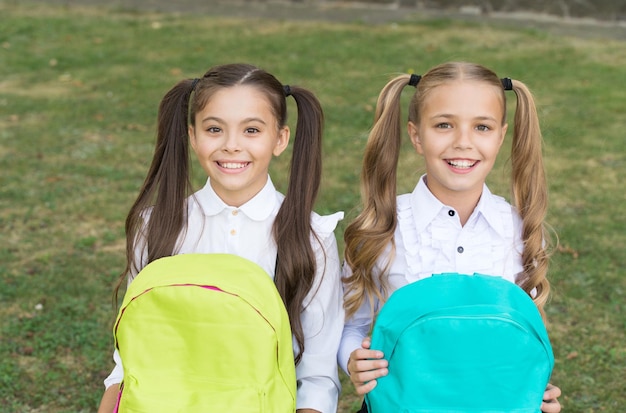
(230, 229, 237, 236)
(448, 210, 455, 217)
(232, 210, 239, 216)
(457, 246, 464, 253)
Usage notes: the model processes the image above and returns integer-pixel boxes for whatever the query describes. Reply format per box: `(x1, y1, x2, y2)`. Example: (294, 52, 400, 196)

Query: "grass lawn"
(1, 1, 624, 411)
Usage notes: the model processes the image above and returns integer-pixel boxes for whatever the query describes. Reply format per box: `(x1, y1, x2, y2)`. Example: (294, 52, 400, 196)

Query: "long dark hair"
(116, 63, 325, 363)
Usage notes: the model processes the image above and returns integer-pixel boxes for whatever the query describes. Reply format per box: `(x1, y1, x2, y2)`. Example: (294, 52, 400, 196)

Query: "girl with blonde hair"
(339, 61, 561, 412)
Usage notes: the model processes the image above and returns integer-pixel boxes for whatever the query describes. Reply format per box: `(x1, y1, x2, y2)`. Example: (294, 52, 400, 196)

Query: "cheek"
(193, 140, 218, 157)
(481, 141, 503, 160)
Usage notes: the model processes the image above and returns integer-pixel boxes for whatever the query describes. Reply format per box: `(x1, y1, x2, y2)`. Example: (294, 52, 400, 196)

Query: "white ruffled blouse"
(338, 175, 524, 374)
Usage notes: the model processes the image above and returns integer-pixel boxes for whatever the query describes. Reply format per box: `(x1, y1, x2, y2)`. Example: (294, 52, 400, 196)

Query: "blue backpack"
(365, 273, 554, 413)
(113, 253, 296, 413)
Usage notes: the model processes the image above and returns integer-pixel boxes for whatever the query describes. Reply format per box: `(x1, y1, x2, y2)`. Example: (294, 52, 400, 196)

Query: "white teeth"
(219, 162, 248, 169)
(448, 159, 476, 168)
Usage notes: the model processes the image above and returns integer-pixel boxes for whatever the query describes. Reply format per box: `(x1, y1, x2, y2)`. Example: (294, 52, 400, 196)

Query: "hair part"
(115, 63, 326, 363)
(343, 62, 551, 320)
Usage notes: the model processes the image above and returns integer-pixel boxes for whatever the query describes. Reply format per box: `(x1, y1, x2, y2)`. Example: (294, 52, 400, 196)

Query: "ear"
(408, 121, 424, 155)
(499, 123, 508, 149)
(273, 126, 290, 157)
(188, 125, 198, 153)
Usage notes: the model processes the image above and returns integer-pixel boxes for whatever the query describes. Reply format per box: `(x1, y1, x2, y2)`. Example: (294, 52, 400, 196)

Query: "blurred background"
(1, 0, 624, 411)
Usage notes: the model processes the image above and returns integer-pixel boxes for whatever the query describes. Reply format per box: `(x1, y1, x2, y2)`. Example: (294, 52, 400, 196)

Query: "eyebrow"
(200, 116, 267, 125)
(473, 115, 499, 122)
(430, 113, 498, 122)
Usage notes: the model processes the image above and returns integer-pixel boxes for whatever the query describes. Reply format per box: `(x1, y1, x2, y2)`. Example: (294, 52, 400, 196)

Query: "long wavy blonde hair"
(343, 62, 551, 320)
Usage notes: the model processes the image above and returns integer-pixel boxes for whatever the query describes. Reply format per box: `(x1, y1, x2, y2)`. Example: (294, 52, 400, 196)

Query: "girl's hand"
(541, 383, 562, 412)
(347, 337, 389, 395)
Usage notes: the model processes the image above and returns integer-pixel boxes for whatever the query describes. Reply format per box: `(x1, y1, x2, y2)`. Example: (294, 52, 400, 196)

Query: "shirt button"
(457, 246, 464, 253)
(232, 210, 238, 216)
(448, 210, 455, 217)
(230, 229, 237, 236)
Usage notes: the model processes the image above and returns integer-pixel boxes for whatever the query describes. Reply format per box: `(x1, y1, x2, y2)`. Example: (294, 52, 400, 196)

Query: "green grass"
(1, 2, 625, 412)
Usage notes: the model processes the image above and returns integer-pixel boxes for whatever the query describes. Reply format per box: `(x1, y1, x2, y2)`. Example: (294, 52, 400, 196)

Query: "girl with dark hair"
(97, 63, 343, 413)
(338, 61, 561, 412)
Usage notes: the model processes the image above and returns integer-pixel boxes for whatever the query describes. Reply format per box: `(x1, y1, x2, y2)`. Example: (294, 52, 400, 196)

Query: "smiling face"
(188, 84, 289, 207)
(408, 80, 507, 206)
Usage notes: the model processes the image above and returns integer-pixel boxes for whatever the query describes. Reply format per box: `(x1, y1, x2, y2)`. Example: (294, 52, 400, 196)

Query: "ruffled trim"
(397, 192, 521, 283)
(397, 194, 421, 277)
(311, 211, 344, 238)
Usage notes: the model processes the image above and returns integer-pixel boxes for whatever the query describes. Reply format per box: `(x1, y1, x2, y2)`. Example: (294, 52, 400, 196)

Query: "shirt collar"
(196, 176, 279, 221)
(411, 175, 445, 233)
(471, 184, 507, 238)
(410, 174, 506, 238)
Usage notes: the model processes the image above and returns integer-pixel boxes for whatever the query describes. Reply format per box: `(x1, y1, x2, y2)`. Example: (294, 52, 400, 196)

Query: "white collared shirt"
(338, 175, 524, 373)
(106, 177, 345, 413)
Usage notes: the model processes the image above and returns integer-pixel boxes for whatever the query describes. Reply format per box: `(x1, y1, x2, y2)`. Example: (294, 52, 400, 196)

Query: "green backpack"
(113, 253, 296, 413)
(366, 273, 554, 413)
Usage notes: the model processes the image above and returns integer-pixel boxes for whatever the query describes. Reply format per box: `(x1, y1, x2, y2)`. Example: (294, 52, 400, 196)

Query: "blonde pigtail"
(343, 75, 411, 319)
(510, 79, 551, 318)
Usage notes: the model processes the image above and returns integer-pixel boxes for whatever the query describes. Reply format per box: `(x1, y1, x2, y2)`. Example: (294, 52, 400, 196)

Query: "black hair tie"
(408, 74, 421, 87)
(283, 85, 292, 97)
(501, 77, 513, 91)
(191, 78, 200, 91)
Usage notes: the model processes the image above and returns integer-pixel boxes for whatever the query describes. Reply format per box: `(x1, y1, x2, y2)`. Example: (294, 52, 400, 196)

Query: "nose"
(453, 126, 473, 149)
(222, 132, 241, 152)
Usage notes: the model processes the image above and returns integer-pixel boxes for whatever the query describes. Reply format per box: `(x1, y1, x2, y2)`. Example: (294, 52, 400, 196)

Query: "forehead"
(206, 84, 271, 107)
(421, 80, 504, 117)
(200, 84, 276, 120)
